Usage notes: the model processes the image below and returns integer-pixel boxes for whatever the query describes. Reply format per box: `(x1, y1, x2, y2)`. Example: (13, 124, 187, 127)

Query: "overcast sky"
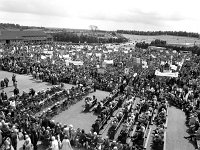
(0, 0, 200, 33)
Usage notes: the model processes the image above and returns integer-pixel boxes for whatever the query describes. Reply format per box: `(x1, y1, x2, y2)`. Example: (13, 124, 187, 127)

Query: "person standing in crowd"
(13, 86, 19, 96)
(4, 77, 9, 87)
(12, 74, 16, 86)
(1, 90, 7, 101)
(1, 79, 5, 89)
(60, 135, 73, 150)
(10, 98, 16, 110)
(10, 129, 18, 150)
(50, 136, 59, 150)
(4, 137, 14, 150)
(23, 135, 33, 150)
(30, 125, 39, 150)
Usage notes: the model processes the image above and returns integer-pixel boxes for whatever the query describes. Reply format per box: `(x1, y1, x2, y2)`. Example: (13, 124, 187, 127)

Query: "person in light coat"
(50, 136, 59, 150)
(60, 136, 73, 150)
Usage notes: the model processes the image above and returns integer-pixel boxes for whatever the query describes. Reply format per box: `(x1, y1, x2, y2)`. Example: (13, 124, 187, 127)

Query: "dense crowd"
(0, 41, 199, 150)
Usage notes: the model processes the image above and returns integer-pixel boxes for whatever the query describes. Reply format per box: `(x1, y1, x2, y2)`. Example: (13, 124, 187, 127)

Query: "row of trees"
(135, 39, 200, 56)
(0, 23, 45, 30)
(117, 30, 200, 38)
(51, 32, 128, 43)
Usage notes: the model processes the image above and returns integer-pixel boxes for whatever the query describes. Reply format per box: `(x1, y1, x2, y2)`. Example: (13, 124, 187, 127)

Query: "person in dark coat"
(0, 80, 5, 89)
(30, 128, 38, 150)
(4, 77, 9, 87)
(1, 90, 7, 100)
(14, 87, 19, 96)
(12, 74, 16, 86)
(10, 129, 18, 150)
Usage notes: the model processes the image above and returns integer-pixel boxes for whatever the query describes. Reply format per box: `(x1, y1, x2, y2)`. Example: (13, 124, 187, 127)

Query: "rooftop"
(0, 30, 51, 40)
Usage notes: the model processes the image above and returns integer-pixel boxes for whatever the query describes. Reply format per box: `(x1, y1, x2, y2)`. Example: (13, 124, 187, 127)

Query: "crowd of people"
(0, 41, 199, 150)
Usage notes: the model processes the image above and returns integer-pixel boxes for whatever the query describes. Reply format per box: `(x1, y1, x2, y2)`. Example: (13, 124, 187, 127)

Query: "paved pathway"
(0, 71, 73, 97)
(166, 106, 194, 150)
(0, 71, 109, 150)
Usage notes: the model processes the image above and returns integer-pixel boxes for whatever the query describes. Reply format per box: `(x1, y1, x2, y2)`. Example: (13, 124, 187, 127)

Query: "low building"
(0, 30, 53, 44)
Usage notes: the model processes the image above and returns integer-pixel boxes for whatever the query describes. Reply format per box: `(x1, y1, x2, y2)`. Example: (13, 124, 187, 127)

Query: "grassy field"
(123, 34, 200, 46)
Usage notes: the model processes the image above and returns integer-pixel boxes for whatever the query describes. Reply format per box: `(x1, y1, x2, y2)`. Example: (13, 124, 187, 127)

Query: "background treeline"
(0, 23, 45, 30)
(117, 30, 200, 38)
(51, 32, 128, 43)
(136, 39, 200, 55)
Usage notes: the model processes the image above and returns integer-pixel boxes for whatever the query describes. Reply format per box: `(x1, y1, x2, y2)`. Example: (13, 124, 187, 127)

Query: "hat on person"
(25, 135, 29, 139)
(113, 146, 118, 150)
(69, 124, 73, 128)
(52, 136, 55, 141)
(93, 132, 97, 136)
(13, 129, 18, 133)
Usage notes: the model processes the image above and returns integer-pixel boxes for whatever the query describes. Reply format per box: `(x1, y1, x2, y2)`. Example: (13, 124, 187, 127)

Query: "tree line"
(0, 23, 45, 30)
(51, 32, 128, 43)
(135, 39, 200, 56)
(117, 30, 200, 38)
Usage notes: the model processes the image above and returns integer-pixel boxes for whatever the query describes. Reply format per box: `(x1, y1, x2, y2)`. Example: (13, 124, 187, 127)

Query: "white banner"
(70, 61, 84, 66)
(155, 70, 178, 78)
(43, 50, 53, 55)
(170, 65, 178, 70)
(41, 55, 46, 60)
(104, 60, 114, 64)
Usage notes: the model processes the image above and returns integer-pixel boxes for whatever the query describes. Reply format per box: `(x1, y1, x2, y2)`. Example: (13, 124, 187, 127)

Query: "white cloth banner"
(170, 65, 178, 70)
(133, 73, 137, 77)
(96, 53, 102, 57)
(63, 54, 70, 58)
(43, 50, 53, 55)
(70, 61, 83, 66)
(155, 70, 179, 78)
(104, 60, 114, 64)
(151, 54, 156, 58)
(114, 49, 118, 52)
(87, 53, 92, 56)
(161, 61, 165, 65)
(41, 55, 46, 60)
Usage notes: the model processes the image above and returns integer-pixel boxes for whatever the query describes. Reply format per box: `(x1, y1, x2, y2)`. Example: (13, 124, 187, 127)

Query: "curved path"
(166, 106, 194, 150)
(0, 71, 109, 150)
(53, 90, 109, 133)
(0, 71, 73, 97)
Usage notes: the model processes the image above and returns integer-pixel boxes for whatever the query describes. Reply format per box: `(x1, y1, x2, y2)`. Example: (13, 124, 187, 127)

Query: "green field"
(123, 34, 200, 46)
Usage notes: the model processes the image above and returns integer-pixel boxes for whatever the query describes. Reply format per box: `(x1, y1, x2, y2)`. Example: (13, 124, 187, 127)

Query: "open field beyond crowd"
(123, 34, 200, 45)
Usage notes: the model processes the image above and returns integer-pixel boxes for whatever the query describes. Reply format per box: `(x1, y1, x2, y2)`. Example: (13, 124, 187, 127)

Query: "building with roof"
(0, 30, 53, 44)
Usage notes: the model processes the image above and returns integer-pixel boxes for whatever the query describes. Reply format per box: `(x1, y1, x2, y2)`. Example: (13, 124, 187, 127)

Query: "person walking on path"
(12, 74, 16, 86)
